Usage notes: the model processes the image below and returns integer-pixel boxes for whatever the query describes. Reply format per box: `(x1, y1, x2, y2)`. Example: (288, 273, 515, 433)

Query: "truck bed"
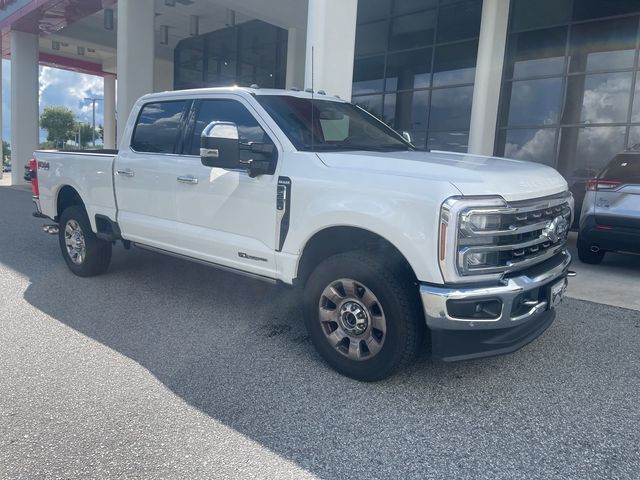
(34, 150, 118, 230)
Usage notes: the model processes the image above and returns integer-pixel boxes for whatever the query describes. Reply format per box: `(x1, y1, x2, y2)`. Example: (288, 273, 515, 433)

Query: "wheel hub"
(339, 301, 368, 336)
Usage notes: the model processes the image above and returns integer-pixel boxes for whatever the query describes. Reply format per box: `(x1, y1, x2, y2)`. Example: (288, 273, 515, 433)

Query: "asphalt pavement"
(1, 185, 639, 479)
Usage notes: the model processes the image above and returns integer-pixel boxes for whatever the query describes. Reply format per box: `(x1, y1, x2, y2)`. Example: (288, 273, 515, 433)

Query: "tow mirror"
(200, 121, 240, 169)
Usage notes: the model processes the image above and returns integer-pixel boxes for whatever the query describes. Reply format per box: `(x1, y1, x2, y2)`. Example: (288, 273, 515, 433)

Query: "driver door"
(170, 97, 280, 278)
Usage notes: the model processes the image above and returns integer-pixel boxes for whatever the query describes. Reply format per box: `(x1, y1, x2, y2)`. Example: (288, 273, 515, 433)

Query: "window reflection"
(569, 17, 638, 73)
(428, 131, 469, 153)
(385, 90, 429, 149)
(430, 86, 473, 131)
(353, 56, 385, 95)
(355, 21, 388, 56)
(558, 126, 626, 176)
(510, 0, 572, 31)
(631, 79, 640, 122)
(503, 78, 563, 126)
(503, 128, 556, 166)
(385, 49, 431, 91)
(353, 95, 384, 120)
(389, 10, 436, 51)
(505, 28, 567, 79)
(433, 41, 477, 87)
(436, 1, 482, 43)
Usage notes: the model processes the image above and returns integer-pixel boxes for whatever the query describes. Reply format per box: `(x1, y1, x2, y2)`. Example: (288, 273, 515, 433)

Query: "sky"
(2, 59, 105, 145)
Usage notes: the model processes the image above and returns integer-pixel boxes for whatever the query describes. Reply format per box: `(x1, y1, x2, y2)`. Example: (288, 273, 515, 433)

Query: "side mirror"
(200, 121, 240, 169)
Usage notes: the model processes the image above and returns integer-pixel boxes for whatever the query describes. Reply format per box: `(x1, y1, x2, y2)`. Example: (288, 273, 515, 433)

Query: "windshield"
(255, 95, 413, 152)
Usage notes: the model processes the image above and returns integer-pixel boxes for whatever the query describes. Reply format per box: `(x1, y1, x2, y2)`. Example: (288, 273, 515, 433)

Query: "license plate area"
(548, 278, 567, 309)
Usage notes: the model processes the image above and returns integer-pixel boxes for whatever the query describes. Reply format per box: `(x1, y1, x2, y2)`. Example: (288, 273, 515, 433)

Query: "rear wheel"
(58, 205, 112, 276)
(577, 236, 605, 264)
(303, 251, 424, 381)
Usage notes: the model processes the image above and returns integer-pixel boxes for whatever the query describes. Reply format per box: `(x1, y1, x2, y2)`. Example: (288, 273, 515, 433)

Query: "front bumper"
(420, 250, 571, 362)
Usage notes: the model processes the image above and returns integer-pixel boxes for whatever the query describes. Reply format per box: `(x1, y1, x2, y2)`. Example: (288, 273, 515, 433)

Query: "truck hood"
(316, 150, 568, 202)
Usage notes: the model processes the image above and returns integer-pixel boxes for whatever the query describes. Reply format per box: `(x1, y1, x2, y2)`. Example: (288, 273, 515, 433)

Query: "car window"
(189, 99, 272, 155)
(601, 153, 640, 182)
(131, 101, 188, 153)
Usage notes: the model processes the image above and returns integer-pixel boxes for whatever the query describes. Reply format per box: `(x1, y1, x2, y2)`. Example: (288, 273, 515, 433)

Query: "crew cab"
(30, 87, 574, 381)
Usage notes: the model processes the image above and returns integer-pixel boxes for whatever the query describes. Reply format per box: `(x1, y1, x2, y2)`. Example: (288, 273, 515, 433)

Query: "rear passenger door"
(115, 100, 191, 247)
(595, 153, 640, 229)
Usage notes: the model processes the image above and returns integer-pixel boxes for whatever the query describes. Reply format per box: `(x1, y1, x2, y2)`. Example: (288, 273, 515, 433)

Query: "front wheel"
(58, 205, 112, 277)
(303, 251, 425, 381)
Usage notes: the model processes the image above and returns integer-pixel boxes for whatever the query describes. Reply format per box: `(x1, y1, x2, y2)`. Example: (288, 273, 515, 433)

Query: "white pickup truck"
(30, 87, 574, 381)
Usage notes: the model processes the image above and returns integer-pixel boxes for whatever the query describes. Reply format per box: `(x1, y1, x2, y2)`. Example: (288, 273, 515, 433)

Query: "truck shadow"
(2, 186, 637, 478)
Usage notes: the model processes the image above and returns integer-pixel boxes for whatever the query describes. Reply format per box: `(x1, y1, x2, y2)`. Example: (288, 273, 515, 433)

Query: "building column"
(154, 58, 174, 93)
(304, 0, 358, 100)
(10, 30, 39, 185)
(286, 27, 306, 90)
(117, 0, 155, 143)
(103, 74, 117, 149)
(468, 0, 510, 156)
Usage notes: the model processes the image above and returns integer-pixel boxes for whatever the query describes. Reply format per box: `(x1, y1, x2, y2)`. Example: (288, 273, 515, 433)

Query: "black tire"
(58, 205, 112, 277)
(303, 250, 425, 382)
(577, 236, 605, 265)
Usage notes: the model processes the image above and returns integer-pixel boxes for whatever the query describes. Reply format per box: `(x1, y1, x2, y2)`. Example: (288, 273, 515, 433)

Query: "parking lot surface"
(1, 185, 639, 479)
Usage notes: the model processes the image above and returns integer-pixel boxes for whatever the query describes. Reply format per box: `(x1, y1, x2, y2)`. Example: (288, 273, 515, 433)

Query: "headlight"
(438, 193, 572, 283)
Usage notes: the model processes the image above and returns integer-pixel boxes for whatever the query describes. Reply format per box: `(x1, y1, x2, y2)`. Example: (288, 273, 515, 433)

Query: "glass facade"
(496, 0, 640, 184)
(174, 20, 288, 91)
(352, 0, 483, 151)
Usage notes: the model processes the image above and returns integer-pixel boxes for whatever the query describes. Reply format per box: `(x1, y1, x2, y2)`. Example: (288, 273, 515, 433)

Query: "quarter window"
(131, 101, 188, 153)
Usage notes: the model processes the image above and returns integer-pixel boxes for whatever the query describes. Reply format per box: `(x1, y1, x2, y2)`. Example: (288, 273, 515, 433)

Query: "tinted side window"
(601, 154, 640, 181)
(189, 99, 271, 155)
(131, 101, 188, 153)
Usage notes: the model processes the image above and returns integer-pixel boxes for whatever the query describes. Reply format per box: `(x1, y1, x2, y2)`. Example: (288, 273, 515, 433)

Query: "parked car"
(577, 151, 640, 264)
(2, 164, 10, 173)
(28, 87, 574, 381)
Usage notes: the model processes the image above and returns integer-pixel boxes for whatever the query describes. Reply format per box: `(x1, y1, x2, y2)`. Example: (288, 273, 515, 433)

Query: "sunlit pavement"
(1, 185, 639, 480)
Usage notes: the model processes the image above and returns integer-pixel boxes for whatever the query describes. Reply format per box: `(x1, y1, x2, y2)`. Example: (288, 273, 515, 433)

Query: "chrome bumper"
(420, 250, 571, 331)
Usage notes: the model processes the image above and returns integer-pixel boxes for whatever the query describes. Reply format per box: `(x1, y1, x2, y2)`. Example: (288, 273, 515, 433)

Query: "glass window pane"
(385, 48, 432, 91)
(563, 72, 633, 124)
(385, 90, 429, 148)
(432, 41, 477, 86)
(629, 126, 640, 149)
(357, 0, 391, 23)
(131, 101, 187, 153)
(353, 94, 384, 119)
(355, 20, 388, 56)
(429, 85, 473, 130)
(510, 0, 571, 31)
(436, 1, 482, 43)
(502, 78, 563, 126)
(569, 17, 638, 73)
(389, 10, 436, 51)
(631, 78, 640, 122)
(353, 56, 385, 95)
(428, 131, 469, 153)
(502, 128, 557, 166)
(394, 0, 437, 15)
(504, 27, 567, 79)
(573, 0, 640, 21)
(558, 126, 626, 177)
(189, 100, 271, 156)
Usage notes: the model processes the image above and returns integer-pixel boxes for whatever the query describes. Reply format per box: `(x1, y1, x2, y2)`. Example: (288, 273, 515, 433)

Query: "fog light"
(447, 298, 502, 320)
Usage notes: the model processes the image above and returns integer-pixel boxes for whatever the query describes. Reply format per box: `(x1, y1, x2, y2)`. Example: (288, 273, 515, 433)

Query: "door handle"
(177, 175, 199, 184)
(116, 168, 135, 177)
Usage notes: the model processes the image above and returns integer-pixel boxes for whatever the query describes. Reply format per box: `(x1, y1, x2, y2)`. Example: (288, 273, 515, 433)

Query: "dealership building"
(2, 0, 640, 188)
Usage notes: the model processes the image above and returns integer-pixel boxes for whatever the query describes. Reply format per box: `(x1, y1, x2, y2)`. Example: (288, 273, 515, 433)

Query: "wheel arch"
(55, 185, 85, 221)
(294, 225, 419, 287)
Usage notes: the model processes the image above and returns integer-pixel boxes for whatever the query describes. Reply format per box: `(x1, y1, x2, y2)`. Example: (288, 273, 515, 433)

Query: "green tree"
(77, 123, 97, 148)
(2, 140, 10, 165)
(40, 106, 76, 148)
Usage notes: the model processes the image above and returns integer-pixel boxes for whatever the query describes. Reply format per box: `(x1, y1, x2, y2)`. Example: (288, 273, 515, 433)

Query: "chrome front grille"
(455, 193, 572, 276)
